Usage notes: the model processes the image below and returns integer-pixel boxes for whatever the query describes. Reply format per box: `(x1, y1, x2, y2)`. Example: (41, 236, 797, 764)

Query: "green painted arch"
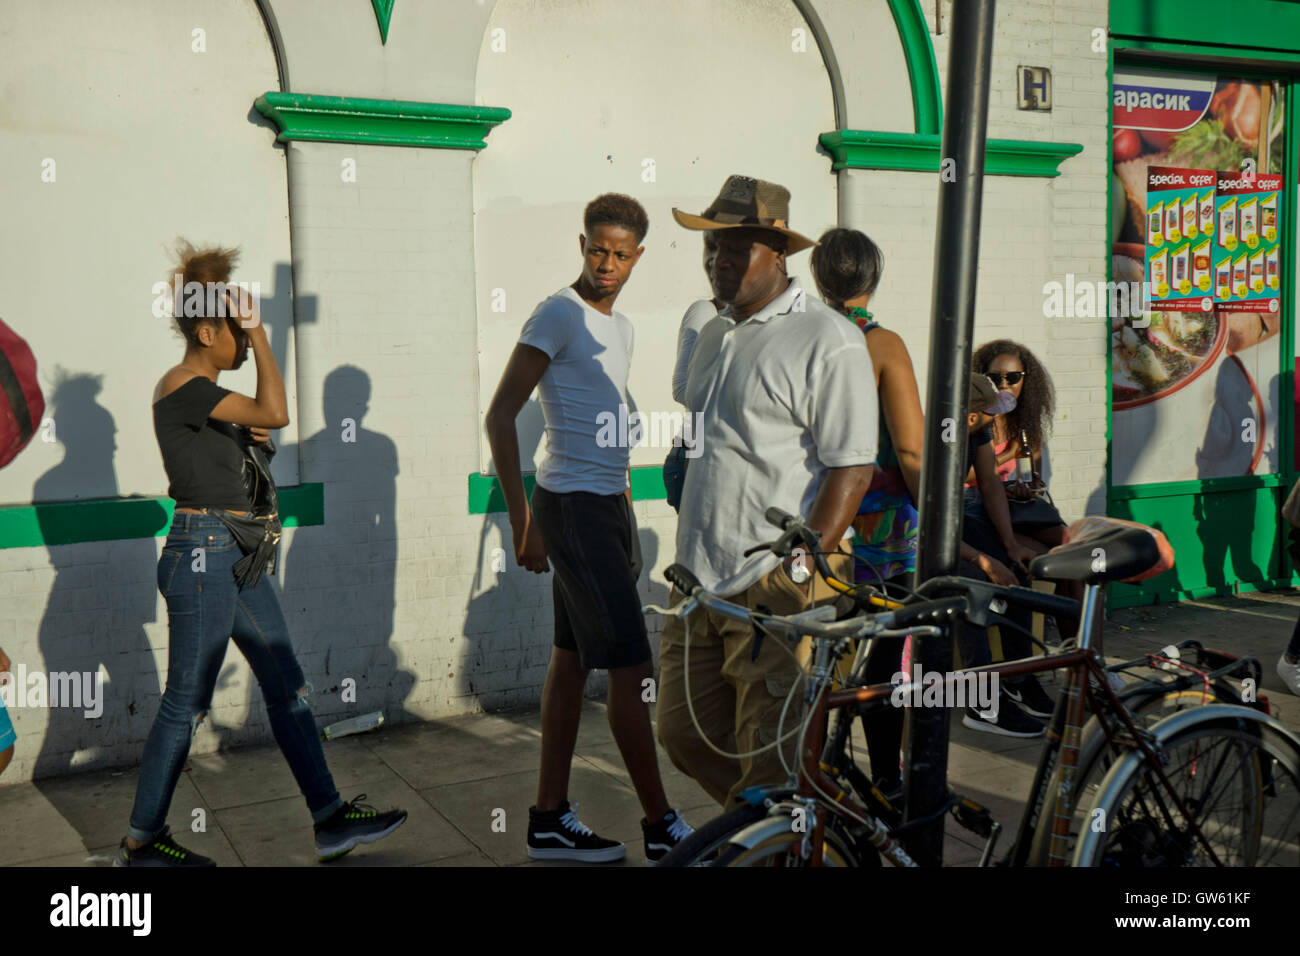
(887, 0, 943, 135)
(792, 0, 941, 135)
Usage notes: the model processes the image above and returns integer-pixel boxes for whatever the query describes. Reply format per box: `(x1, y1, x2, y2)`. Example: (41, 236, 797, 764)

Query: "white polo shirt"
(518, 286, 634, 496)
(672, 298, 720, 406)
(676, 277, 878, 595)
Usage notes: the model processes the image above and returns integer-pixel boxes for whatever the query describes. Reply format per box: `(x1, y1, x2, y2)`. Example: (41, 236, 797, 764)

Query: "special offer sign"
(1146, 166, 1217, 311)
(1213, 171, 1282, 314)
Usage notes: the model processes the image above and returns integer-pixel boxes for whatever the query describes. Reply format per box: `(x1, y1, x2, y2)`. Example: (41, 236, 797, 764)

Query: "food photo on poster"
(1111, 69, 1285, 486)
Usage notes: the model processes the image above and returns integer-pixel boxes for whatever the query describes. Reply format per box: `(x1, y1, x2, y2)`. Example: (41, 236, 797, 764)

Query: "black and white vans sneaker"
(1004, 675, 1056, 718)
(527, 801, 625, 862)
(961, 694, 1045, 738)
(642, 809, 693, 862)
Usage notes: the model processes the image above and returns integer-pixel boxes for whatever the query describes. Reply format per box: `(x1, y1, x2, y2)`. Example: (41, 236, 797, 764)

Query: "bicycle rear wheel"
(1078, 713, 1300, 866)
(1027, 682, 1248, 866)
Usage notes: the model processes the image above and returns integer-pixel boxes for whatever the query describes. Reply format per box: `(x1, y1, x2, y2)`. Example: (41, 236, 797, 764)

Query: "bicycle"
(650, 508, 1300, 867)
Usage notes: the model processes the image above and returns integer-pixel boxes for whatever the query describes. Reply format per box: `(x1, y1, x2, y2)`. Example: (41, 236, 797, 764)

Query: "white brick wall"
(845, 0, 1110, 523)
(1, 0, 1114, 784)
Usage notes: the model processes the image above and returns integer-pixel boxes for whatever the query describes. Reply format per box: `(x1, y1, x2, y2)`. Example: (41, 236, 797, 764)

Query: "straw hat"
(672, 175, 818, 254)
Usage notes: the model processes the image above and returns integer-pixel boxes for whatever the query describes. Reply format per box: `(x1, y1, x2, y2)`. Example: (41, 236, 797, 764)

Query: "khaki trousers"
(656, 552, 852, 808)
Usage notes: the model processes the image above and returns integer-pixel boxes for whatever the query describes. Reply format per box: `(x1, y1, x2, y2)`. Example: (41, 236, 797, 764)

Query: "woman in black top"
(117, 243, 406, 866)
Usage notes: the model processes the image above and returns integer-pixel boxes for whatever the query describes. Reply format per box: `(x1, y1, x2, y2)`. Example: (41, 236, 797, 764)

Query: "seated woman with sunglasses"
(967, 341, 1063, 544)
(966, 339, 1081, 638)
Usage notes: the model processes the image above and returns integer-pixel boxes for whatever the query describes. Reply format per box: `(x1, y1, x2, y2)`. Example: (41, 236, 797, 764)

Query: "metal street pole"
(904, 0, 997, 867)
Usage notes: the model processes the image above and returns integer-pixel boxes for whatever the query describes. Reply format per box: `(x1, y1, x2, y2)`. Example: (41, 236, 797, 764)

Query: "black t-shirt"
(152, 376, 250, 511)
(967, 425, 993, 472)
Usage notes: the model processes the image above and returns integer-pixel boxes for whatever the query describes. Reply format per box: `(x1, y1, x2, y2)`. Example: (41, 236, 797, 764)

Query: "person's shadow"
(276, 365, 414, 727)
(1193, 360, 1267, 592)
(30, 370, 165, 790)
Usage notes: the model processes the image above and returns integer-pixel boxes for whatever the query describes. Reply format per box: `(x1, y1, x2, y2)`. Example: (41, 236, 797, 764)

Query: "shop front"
(1107, 0, 1300, 607)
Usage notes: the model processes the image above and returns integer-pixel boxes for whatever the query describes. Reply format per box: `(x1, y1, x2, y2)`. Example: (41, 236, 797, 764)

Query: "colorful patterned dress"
(845, 309, 919, 584)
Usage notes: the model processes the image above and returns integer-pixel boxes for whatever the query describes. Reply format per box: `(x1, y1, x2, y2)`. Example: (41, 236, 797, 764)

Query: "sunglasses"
(987, 371, 1024, 387)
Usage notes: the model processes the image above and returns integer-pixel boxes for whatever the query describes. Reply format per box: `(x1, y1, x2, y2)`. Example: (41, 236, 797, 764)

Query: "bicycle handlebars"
(662, 559, 966, 641)
(663, 506, 1083, 641)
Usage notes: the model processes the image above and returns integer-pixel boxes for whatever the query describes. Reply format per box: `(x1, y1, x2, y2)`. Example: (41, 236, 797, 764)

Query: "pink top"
(965, 439, 1017, 487)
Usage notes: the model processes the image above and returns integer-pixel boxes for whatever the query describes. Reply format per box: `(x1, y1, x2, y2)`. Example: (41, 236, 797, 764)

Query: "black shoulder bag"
(210, 428, 283, 587)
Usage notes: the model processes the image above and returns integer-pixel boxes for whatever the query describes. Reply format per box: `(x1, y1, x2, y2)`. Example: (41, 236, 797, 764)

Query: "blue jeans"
(127, 513, 342, 841)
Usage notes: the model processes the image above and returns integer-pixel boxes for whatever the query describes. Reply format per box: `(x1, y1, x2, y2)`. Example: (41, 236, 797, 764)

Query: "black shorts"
(530, 484, 651, 670)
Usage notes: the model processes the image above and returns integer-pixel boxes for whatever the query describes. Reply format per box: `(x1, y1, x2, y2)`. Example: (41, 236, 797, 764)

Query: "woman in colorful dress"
(811, 228, 923, 791)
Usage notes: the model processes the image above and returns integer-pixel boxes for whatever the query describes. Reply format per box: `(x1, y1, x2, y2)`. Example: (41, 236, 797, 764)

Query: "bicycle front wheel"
(655, 802, 770, 867)
(711, 810, 862, 867)
(1078, 713, 1300, 867)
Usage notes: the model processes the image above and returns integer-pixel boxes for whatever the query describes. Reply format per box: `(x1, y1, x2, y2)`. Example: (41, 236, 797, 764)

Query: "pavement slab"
(3, 590, 1299, 867)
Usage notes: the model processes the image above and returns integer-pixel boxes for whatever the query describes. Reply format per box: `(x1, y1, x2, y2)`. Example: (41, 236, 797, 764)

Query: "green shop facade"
(1106, 0, 1300, 607)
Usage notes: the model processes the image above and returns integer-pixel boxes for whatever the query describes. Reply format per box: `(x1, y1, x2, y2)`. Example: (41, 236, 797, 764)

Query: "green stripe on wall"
(468, 467, 667, 514)
(0, 483, 324, 550)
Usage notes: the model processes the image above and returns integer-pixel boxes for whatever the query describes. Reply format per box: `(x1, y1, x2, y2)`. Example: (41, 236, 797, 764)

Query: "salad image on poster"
(1111, 69, 1285, 486)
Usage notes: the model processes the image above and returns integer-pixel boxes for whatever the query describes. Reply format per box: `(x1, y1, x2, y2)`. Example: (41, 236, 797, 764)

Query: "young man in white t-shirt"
(484, 194, 693, 862)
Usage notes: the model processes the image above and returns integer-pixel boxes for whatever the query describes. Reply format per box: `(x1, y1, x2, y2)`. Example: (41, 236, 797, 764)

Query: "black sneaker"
(961, 695, 1045, 738)
(114, 826, 216, 867)
(527, 801, 625, 862)
(642, 809, 693, 862)
(314, 794, 408, 862)
(1004, 675, 1056, 718)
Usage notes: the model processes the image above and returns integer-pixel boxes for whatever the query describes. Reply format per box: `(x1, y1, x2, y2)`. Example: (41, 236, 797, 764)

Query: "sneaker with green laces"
(114, 826, 216, 867)
(313, 794, 408, 862)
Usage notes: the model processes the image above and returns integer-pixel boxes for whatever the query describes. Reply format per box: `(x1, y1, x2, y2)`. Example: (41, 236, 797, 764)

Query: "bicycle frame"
(790, 582, 1227, 867)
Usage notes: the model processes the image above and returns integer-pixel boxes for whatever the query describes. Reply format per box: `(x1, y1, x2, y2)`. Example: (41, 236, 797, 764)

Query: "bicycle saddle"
(1028, 516, 1173, 585)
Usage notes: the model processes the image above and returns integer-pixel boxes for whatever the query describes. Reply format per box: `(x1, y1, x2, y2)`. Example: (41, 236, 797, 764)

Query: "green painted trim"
(1105, 45, 1116, 499)
(1111, 1, 1300, 56)
(370, 0, 395, 45)
(0, 483, 324, 550)
(819, 130, 1083, 177)
(469, 467, 667, 514)
(1112, 36, 1300, 68)
(886, 0, 942, 134)
(1283, 85, 1298, 480)
(1110, 474, 1290, 500)
(253, 93, 511, 150)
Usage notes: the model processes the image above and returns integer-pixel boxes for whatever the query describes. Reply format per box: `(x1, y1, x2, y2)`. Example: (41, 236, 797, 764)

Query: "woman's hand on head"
(224, 287, 265, 337)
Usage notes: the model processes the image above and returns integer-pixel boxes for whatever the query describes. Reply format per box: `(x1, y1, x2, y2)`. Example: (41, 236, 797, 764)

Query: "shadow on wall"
(457, 433, 671, 714)
(1191, 363, 1276, 594)
(30, 371, 165, 793)
(277, 364, 416, 728)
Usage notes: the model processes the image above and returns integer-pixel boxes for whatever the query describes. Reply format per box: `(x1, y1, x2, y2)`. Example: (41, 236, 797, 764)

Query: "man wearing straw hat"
(656, 175, 877, 808)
